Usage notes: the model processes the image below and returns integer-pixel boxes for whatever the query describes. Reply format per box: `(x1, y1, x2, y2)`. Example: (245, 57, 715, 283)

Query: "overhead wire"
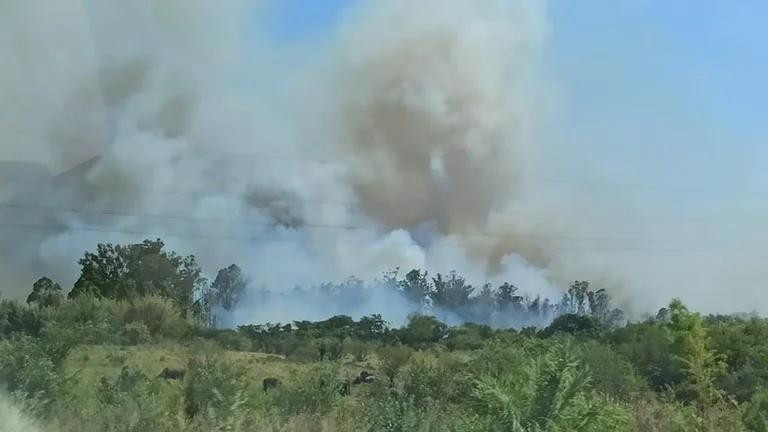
(0, 201, 763, 255)
(2, 125, 767, 254)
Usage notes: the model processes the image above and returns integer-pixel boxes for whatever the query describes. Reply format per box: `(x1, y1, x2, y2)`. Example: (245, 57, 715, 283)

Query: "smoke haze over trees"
(2, 0, 768, 322)
(33, 238, 623, 328)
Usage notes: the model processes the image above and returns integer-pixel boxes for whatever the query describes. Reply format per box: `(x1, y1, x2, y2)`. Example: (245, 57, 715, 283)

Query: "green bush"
(0, 299, 43, 337)
(105, 352, 128, 367)
(119, 322, 152, 345)
(315, 337, 343, 361)
(343, 339, 372, 362)
(361, 393, 429, 432)
(112, 296, 189, 339)
(401, 355, 470, 407)
(743, 387, 768, 432)
(0, 336, 63, 413)
(377, 345, 413, 387)
(214, 330, 252, 351)
(471, 344, 630, 431)
(97, 366, 150, 406)
(38, 296, 113, 344)
(276, 362, 342, 416)
(573, 340, 646, 401)
(287, 342, 320, 363)
(184, 353, 252, 420)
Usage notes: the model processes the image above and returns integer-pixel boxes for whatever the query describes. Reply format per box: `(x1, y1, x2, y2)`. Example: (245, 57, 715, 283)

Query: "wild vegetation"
(1, 239, 768, 431)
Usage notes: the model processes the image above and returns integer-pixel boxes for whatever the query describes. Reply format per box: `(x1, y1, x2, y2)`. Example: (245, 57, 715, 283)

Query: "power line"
(3, 125, 760, 195)
(0, 202, 764, 254)
(0, 173, 760, 228)
(0, 200, 709, 245)
(0, 220, 760, 255)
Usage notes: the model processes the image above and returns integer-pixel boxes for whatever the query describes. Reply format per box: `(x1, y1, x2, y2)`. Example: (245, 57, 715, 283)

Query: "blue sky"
(263, 0, 768, 204)
(544, 1, 768, 191)
(263, 0, 357, 41)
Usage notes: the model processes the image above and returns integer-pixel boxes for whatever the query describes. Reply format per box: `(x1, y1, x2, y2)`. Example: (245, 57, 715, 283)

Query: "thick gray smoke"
(1, 0, 765, 322)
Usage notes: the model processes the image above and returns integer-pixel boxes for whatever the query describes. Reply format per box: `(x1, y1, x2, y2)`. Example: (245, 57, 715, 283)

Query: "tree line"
(23, 238, 625, 329)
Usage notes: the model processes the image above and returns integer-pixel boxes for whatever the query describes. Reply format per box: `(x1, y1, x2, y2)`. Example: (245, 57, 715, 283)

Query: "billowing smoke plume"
(1, 0, 765, 323)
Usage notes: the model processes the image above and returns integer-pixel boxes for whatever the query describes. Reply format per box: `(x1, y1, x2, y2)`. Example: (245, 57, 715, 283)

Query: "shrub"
(215, 330, 252, 351)
(315, 337, 343, 361)
(471, 344, 630, 431)
(343, 339, 372, 362)
(276, 362, 341, 416)
(743, 387, 768, 432)
(119, 322, 152, 345)
(184, 353, 251, 420)
(38, 296, 112, 344)
(53, 295, 112, 327)
(362, 393, 428, 432)
(377, 346, 413, 387)
(97, 366, 150, 406)
(572, 340, 646, 401)
(0, 299, 43, 337)
(111, 296, 189, 339)
(0, 336, 63, 413)
(606, 322, 685, 392)
(288, 342, 320, 363)
(105, 352, 128, 367)
(402, 355, 470, 407)
(541, 313, 601, 337)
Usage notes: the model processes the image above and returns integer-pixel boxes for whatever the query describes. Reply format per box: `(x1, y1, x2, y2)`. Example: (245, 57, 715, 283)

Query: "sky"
(2, 0, 768, 317)
(266, 0, 768, 194)
(259, 0, 768, 312)
(545, 1, 768, 189)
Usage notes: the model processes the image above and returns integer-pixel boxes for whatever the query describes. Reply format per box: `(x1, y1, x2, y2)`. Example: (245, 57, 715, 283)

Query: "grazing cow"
(263, 377, 281, 393)
(352, 370, 376, 385)
(159, 367, 185, 380)
(338, 380, 351, 396)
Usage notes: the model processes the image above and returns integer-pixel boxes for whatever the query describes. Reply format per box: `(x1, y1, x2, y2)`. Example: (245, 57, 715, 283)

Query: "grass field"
(64, 343, 379, 395)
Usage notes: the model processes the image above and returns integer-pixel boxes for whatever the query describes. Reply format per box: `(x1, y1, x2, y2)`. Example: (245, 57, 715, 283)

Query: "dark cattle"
(159, 368, 185, 380)
(338, 380, 351, 396)
(352, 370, 376, 385)
(263, 377, 281, 393)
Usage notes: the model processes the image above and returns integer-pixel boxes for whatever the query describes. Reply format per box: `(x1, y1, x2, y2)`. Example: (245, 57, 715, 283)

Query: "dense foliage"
(1, 239, 766, 431)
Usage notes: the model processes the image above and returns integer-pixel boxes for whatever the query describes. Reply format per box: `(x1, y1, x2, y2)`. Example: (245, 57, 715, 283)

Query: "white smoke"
(2, 0, 764, 323)
(0, 394, 46, 432)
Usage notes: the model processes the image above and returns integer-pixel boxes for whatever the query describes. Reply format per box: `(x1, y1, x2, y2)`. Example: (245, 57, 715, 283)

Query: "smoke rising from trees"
(2, 0, 767, 321)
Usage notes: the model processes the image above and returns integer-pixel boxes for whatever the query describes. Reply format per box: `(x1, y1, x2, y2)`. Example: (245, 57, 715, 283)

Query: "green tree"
(68, 239, 207, 317)
(743, 387, 768, 432)
(26, 277, 63, 308)
(398, 269, 431, 304)
(607, 320, 685, 392)
(209, 264, 247, 312)
(541, 314, 600, 337)
(496, 282, 523, 311)
(398, 314, 447, 346)
(431, 271, 474, 310)
(667, 298, 725, 406)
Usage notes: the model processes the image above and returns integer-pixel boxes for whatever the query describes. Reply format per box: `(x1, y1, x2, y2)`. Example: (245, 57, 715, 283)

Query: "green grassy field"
(64, 343, 380, 399)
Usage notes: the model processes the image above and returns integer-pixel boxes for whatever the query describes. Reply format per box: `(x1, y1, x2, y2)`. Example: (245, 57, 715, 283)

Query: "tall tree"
(26, 277, 63, 308)
(209, 264, 247, 312)
(68, 239, 206, 317)
(398, 269, 431, 304)
(431, 271, 474, 310)
(667, 299, 725, 406)
(495, 282, 522, 310)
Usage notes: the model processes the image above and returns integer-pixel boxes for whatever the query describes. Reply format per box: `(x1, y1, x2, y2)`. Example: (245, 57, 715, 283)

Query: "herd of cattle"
(158, 367, 377, 396)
